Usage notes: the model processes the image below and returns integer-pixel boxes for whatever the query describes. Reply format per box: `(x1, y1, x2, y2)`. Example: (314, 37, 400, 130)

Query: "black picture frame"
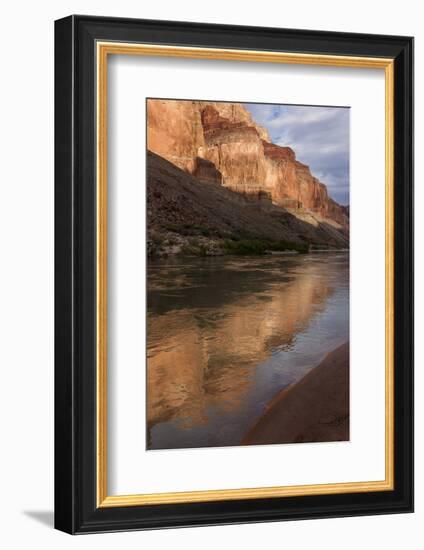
(55, 14, 414, 534)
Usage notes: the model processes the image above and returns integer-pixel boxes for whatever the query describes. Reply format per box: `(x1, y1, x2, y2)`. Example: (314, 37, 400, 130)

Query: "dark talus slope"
(147, 151, 349, 254)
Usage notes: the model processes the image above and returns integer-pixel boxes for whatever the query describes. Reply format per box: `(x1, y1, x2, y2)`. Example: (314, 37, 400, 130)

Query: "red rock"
(262, 140, 296, 162)
(147, 99, 348, 230)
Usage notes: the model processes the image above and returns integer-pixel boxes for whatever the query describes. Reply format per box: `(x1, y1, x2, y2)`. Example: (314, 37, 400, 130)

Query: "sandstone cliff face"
(147, 99, 348, 231)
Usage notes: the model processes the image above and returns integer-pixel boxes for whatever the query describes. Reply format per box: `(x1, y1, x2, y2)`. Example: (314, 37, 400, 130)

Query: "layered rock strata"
(147, 99, 348, 232)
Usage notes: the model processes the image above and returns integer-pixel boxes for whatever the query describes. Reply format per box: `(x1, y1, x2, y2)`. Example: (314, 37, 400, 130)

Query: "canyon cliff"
(146, 100, 349, 255)
(147, 100, 348, 231)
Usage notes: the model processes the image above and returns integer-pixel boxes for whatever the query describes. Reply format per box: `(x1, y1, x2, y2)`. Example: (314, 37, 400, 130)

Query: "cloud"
(245, 103, 350, 205)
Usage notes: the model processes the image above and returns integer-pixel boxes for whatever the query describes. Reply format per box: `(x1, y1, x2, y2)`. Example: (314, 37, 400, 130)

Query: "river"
(146, 252, 349, 450)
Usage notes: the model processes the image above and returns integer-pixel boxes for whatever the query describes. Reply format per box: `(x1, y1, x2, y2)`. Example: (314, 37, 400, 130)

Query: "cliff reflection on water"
(147, 252, 349, 450)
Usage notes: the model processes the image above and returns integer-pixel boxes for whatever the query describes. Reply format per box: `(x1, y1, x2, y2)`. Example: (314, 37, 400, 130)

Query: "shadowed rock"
(147, 151, 349, 250)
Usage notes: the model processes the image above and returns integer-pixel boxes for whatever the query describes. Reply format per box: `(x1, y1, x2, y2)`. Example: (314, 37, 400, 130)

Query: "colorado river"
(147, 252, 349, 450)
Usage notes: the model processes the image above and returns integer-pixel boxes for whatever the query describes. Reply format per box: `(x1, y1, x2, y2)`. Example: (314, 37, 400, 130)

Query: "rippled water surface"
(147, 252, 349, 450)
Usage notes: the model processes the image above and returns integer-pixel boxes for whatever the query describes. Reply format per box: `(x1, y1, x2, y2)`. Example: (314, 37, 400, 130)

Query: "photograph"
(146, 98, 350, 450)
(0, 0, 418, 542)
(51, 13, 413, 534)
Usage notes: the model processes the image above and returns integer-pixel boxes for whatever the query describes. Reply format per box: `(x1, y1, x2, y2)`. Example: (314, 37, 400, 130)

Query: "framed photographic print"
(54, 15, 413, 534)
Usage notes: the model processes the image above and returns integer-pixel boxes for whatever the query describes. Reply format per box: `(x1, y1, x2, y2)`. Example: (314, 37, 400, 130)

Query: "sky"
(245, 103, 350, 205)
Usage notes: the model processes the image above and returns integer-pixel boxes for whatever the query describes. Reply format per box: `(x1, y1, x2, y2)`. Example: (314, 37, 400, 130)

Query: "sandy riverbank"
(242, 342, 349, 446)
